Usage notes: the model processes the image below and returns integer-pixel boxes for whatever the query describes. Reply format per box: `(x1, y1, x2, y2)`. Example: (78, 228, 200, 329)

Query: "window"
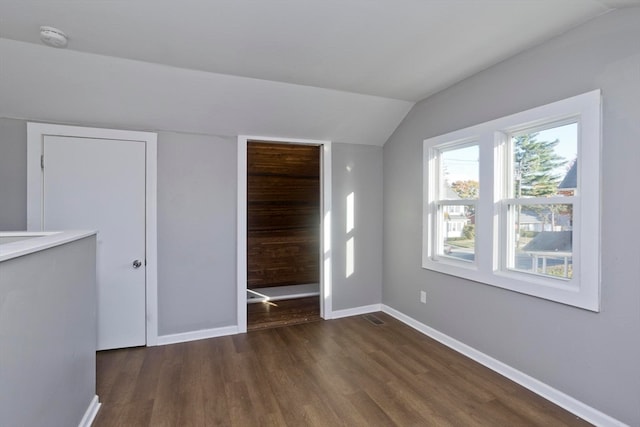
(506, 122, 577, 280)
(423, 90, 601, 311)
(432, 143, 479, 262)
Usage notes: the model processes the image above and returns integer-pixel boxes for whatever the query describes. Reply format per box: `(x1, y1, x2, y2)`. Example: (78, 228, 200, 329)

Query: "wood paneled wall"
(247, 142, 320, 289)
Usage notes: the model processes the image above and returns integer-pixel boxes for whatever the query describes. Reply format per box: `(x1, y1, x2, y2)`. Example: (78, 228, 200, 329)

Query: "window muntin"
(422, 90, 600, 311)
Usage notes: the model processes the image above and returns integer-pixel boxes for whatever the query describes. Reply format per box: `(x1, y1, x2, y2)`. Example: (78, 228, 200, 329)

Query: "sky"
(536, 122, 578, 170)
(441, 144, 478, 183)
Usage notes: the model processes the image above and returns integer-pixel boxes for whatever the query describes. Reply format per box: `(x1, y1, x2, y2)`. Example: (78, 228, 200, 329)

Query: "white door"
(43, 135, 146, 350)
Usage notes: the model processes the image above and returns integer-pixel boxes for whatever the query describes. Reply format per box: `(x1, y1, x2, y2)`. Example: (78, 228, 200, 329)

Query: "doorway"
(237, 136, 332, 333)
(246, 141, 321, 330)
(27, 123, 158, 349)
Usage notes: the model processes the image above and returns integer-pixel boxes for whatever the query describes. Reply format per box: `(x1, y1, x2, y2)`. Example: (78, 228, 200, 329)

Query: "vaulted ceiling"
(2, 0, 638, 102)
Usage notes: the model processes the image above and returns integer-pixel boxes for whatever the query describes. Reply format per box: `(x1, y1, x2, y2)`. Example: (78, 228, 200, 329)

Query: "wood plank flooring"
(247, 296, 321, 331)
(93, 313, 592, 426)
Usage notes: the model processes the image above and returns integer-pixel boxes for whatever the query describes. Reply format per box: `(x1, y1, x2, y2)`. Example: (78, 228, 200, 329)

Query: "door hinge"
(40, 154, 44, 170)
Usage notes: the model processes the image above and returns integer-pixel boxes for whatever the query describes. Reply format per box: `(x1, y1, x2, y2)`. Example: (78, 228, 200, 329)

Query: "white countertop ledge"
(0, 230, 97, 262)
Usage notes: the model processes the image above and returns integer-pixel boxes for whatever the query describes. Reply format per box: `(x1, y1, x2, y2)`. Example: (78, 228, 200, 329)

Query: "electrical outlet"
(420, 291, 427, 304)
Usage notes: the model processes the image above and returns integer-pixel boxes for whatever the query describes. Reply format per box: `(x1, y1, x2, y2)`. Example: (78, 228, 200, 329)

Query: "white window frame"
(422, 90, 601, 311)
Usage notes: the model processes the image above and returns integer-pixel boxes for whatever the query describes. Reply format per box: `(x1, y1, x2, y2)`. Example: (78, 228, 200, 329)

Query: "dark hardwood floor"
(93, 313, 591, 426)
(247, 296, 321, 331)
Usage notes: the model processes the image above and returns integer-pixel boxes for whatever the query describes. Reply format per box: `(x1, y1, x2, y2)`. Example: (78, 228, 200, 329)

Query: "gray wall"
(383, 8, 640, 425)
(157, 132, 238, 335)
(0, 118, 26, 230)
(0, 236, 97, 427)
(331, 143, 383, 311)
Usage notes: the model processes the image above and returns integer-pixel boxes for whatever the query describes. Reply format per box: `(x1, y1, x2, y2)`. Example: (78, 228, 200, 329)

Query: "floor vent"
(363, 314, 384, 325)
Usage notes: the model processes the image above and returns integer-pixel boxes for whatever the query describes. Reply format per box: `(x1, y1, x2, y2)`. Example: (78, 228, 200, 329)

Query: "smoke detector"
(40, 26, 68, 48)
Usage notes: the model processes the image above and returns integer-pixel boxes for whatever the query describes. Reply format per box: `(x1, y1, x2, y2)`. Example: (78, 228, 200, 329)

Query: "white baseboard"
(156, 325, 239, 346)
(381, 305, 627, 427)
(78, 395, 100, 427)
(330, 303, 381, 319)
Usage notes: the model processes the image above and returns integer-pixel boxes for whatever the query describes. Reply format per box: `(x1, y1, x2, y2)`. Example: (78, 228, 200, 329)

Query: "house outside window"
(423, 90, 601, 311)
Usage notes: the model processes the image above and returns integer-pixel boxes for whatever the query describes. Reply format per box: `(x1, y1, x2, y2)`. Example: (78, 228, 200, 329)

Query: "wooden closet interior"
(246, 141, 321, 330)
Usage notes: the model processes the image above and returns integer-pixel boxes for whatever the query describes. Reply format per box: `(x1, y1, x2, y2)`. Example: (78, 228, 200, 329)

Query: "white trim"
(144, 138, 159, 346)
(77, 395, 101, 427)
(381, 305, 627, 427)
(237, 136, 333, 331)
(331, 304, 382, 319)
(26, 122, 159, 346)
(321, 142, 333, 319)
(156, 325, 239, 346)
(236, 137, 248, 333)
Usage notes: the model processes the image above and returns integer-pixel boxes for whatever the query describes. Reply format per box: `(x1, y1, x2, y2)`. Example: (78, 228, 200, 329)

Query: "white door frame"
(27, 122, 159, 346)
(237, 136, 332, 333)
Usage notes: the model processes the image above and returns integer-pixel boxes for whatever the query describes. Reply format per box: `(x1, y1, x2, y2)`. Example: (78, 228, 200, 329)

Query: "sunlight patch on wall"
(346, 236, 355, 278)
(346, 192, 354, 233)
(346, 192, 355, 278)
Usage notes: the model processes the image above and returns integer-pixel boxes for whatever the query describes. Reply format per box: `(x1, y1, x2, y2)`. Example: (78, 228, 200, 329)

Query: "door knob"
(132, 259, 143, 268)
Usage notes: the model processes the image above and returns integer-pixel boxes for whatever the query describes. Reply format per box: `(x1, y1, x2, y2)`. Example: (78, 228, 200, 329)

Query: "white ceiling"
(1, 0, 638, 102)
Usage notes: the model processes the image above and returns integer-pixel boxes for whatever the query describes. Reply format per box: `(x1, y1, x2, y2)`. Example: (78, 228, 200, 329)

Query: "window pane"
(512, 123, 577, 198)
(509, 203, 573, 279)
(438, 204, 475, 262)
(440, 145, 479, 200)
